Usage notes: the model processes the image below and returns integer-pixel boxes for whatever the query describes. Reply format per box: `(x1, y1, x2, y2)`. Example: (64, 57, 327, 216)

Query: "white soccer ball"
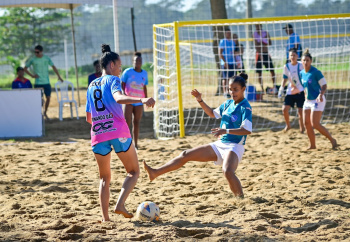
(136, 201, 160, 222)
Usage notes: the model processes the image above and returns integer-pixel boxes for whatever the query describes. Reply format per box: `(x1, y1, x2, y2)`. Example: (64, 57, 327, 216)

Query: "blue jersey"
(286, 33, 301, 58)
(88, 73, 102, 86)
(300, 66, 326, 100)
(213, 99, 252, 145)
(219, 39, 236, 65)
(12, 78, 32, 89)
(121, 68, 148, 106)
(86, 75, 131, 146)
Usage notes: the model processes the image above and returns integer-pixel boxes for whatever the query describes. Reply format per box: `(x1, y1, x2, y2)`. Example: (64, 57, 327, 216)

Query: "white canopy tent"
(0, 0, 133, 105)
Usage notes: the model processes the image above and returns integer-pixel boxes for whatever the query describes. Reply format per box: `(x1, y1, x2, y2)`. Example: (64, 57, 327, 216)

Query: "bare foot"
(113, 206, 133, 218)
(283, 125, 291, 132)
(300, 129, 305, 134)
(307, 146, 316, 150)
(331, 138, 338, 150)
(143, 161, 157, 181)
(98, 219, 111, 223)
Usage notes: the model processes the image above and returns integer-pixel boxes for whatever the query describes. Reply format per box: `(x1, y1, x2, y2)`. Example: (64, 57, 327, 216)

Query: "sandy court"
(0, 89, 350, 241)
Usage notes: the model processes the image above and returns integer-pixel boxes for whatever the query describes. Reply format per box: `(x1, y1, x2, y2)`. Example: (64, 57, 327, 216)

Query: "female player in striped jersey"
(86, 44, 155, 222)
(144, 73, 252, 197)
(300, 49, 337, 149)
(278, 48, 305, 133)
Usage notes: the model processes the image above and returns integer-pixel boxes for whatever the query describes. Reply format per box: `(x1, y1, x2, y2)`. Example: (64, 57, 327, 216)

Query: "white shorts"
(209, 140, 245, 166)
(303, 96, 326, 112)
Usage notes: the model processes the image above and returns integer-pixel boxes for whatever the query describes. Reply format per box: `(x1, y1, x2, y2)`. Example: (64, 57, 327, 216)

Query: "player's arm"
(24, 67, 38, 79)
(144, 85, 148, 98)
(52, 65, 64, 82)
(191, 89, 215, 118)
(113, 90, 155, 107)
(219, 48, 227, 68)
(121, 82, 126, 94)
(86, 112, 92, 124)
(211, 126, 251, 138)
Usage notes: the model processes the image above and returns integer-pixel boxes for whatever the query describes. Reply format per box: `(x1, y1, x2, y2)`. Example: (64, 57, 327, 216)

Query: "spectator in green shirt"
(24, 45, 63, 120)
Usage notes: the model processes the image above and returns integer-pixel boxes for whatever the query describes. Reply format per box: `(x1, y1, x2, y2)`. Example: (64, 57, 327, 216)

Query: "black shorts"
(255, 53, 274, 73)
(284, 91, 305, 108)
(34, 84, 51, 97)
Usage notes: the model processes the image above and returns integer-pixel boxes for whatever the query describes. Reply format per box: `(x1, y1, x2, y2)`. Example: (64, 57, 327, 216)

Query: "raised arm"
(191, 89, 215, 118)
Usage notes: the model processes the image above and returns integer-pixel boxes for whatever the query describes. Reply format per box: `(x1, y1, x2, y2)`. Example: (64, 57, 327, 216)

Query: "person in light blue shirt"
(300, 49, 337, 150)
(144, 73, 252, 198)
(219, 29, 236, 98)
(283, 24, 302, 62)
(121, 52, 149, 149)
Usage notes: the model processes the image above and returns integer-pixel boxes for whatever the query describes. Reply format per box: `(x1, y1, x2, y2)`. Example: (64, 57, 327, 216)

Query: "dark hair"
(302, 48, 312, 60)
(100, 44, 120, 70)
(134, 52, 142, 58)
(229, 73, 248, 87)
(289, 48, 298, 55)
(34, 45, 43, 52)
(16, 66, 24, 73)
(93, 60, 99, 66)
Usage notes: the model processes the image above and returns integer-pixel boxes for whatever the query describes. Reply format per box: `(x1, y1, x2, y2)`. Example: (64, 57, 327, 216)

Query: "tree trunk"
(210, 0, 228, 96)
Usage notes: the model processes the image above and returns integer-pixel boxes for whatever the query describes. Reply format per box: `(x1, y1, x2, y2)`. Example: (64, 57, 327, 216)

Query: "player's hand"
(141, 97, 155, 108)
(211, 128, 225, 138)
(191, 89, 202, 102)
(224, 62, 228, 69)
(278, 86, 284, 98)
(316, 94, 323, 103)
(33, 74, 39, 78)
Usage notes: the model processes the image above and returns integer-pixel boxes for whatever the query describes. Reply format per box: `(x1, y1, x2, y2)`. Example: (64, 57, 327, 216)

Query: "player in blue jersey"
(121, 52, 149, 149)
(219, 29, 236, 98)
(12, 67, 32, 89)
(300, 49, 337, 149)
(86, 44, 155, 222)
(144, 73, 252, 198)
(88, 60, 102, 86)
(283, 24, 302, 63)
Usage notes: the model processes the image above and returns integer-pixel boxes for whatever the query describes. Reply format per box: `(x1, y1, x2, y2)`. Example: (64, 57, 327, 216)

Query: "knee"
(178, 150, 189, 163)
(128, 170, 140, 179)
(282, 106, 288, 114)
(133, 119, 141, 126)
(100, 174, 111, 184)
(222, 167, 234, 178)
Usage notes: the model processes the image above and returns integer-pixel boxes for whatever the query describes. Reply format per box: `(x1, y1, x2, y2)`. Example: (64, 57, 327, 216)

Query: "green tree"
(0, 7, 70, 73)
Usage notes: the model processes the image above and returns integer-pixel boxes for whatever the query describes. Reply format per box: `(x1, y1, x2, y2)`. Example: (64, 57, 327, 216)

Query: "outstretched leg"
(143, 144, 217, 181)
(94, 152, 112, 222)
(113, 144, 140, 218)
(222, 151, 243, 197)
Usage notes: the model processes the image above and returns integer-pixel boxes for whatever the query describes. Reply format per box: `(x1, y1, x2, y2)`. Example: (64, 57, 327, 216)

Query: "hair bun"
(101, 44, 111, 54)
(239, 72, 248, 81)
(303, 48, 310, 55)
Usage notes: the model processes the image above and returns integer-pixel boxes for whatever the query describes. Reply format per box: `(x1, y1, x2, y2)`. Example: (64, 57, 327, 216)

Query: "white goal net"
(153, 14, 350, 138)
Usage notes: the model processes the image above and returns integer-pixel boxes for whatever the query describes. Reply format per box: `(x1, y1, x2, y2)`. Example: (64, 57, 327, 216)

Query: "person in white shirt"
(278, 48, 305, 133)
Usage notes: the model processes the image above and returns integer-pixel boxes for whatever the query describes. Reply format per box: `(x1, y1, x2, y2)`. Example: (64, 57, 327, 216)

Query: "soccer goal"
(153, 14, 350, 138)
